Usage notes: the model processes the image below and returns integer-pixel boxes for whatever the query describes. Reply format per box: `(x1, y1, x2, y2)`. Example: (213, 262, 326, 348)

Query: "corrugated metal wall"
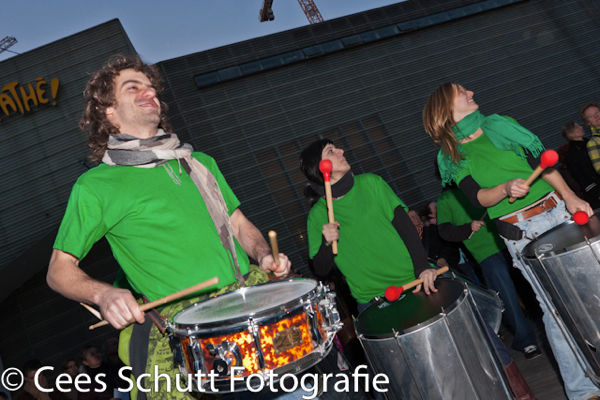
(0, 19, 135, 378)
(158, 0, 600, 278)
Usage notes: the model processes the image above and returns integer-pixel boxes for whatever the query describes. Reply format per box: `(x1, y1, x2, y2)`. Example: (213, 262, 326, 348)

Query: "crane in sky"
(260, 0, 324, 24)
(0, 36, 18, 55)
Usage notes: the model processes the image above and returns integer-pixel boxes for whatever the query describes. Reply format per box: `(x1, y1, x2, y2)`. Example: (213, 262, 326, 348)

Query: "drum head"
(172, 279, 317, 328)
(522, 211, 600, 259)
(354, 278, 465, 339)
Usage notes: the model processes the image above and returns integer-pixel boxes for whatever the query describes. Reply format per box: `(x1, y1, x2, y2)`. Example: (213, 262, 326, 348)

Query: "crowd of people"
(12, 52, 594, 400)
(9, 338, 127, 400)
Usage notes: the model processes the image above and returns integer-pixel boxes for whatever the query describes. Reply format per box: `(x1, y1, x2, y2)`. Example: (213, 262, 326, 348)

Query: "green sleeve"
(53, 180, 109, 260)
(307, 202, 326, 259)
(373, 175, 405, 218)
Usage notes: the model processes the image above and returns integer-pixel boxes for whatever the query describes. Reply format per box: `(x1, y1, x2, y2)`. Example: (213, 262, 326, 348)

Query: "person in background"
(437, 183, 541, 359)
(581, 102, 600, 174)
(60, 359, 80, 400)
(561, 122, 600, 209)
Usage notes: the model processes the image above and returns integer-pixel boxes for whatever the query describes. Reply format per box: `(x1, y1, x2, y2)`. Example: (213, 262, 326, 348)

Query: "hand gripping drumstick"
(384, 266, 449, 301)
(319, 160, 338, 254)
(509, 150, 559, 203)
(573, 210, 590, 225)
(89, 276, 220, 330)
(467, 210, 488, 240)
(268, 230, 280, 265)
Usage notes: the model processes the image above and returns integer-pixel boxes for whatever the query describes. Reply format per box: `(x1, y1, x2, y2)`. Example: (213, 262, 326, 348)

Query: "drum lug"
(249, 319, 266, 370)
(319, 292, 342, 332)
(189, 337, 205, 376)
(304, 303, 323, 345)
(168, 334, 184, 367)
(206, 340, 243, 377)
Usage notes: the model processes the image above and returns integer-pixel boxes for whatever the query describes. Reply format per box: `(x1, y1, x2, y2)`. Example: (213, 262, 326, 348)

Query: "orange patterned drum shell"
(260, 308, 316, 371)
(198, 328, 260, 377)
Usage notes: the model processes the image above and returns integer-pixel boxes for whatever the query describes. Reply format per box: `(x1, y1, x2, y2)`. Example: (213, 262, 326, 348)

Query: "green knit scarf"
(437, 110, 545, 184)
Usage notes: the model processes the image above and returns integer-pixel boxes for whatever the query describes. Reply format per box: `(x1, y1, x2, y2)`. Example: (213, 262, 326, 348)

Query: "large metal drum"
(521, 213, 600, 382)
(354, 278, 511, 400)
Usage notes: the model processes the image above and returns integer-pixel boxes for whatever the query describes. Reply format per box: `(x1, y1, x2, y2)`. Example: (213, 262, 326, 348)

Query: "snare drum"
(167, 279, 341, 392)
(354, 278, 512, 400)
(521, 213, 600, 382)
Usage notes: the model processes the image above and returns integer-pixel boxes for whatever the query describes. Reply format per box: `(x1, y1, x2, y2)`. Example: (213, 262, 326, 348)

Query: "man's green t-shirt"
(454, 132, 553, 219)
(53, 152, 250, 302)
(307, 174, 416, 304)
(437, 187, 505, 263)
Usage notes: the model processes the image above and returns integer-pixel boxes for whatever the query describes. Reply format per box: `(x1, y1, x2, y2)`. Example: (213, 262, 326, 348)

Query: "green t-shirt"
(53, 152, 250, 302)
(307, 174, 415, 304)
(454, 132, 553, 219)
(437, 187, 505, 263)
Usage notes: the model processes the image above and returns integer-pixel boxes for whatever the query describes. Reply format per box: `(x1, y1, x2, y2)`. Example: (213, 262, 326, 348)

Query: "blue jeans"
(503, 199, 600, 400)
(479, 250, 537, 352)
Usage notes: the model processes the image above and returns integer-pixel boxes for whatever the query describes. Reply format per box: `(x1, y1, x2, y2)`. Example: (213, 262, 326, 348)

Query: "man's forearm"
(230, 209, 271, 265)
(47, 249, 113, 306)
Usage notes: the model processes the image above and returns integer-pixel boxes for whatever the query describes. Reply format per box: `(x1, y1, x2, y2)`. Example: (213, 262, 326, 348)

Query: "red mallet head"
(384, 286, 404, 302)
(319, 159, 333, 182)
(540, 149, 559, 169)
(573, 211, 589, 226)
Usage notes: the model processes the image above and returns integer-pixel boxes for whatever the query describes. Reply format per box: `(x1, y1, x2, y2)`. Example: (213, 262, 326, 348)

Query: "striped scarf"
(103, 130, 245, 286)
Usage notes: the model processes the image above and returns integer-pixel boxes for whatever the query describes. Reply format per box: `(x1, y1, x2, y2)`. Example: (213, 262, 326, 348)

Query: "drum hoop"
(522, 219, 600, 259)
(171, 278, 320, 331)
(356, 278, 468, 339)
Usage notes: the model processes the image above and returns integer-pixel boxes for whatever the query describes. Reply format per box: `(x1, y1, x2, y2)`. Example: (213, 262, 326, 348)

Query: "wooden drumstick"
(509, 150, 558, 203)
(268, 230, 280, 265)
(467, 210, 488, 240)
(319, 160, 338, 254)
(80, 302, 102, 320)
(384, 266, 449, 301)
(89, 276, 220, 330)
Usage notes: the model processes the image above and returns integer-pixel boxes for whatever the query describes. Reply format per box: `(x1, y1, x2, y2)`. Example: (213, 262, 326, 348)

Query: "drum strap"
(142, 296, 168, 333)
(129, 316, 153, 400)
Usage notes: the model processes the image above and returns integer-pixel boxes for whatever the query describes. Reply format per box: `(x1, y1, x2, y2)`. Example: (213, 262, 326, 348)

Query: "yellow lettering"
(35, 77, 49, 104)
(0, 93, 18, 119)
(2, 82, 24, 114)
(19, 83, 38, 112)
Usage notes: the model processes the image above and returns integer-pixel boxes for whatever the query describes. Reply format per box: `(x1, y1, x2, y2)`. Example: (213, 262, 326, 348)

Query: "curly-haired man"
(47, 55, 292, 400)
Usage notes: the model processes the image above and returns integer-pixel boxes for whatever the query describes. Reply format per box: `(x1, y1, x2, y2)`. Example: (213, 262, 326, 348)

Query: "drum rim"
(170, 278, 320, 331)
(522, 218, 600, 259)
(354, 278, 468, 339)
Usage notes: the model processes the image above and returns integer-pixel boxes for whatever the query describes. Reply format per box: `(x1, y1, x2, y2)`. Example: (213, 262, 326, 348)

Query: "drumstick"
(384, 266, 449, 301)
(509, 150, 558, 203)
(89, 276, 220, 330)
(80, 302, 102, 320)
(319, 160, 338, 254)
(467, 210, 488, 240)
(268, 230, 280, 265)
(573, 210, 590, 225)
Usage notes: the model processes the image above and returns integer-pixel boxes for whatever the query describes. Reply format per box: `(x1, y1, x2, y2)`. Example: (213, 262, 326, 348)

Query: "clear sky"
(1, 0, 402, 64)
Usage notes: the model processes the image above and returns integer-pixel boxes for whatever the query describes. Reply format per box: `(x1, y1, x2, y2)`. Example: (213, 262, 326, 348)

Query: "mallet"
(319, 159, 338, 254)
(384, 266, 449, 301)
(573, 210, 590, 226)
(509, 149, 558, 203)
